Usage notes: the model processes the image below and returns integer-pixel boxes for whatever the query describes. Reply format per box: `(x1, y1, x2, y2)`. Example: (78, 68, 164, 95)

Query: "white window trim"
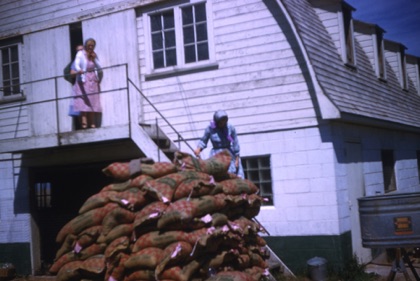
(398, 52, 408, 90)
(338, 11, 356, 66)
(373, 34, 386, 80)
(0, 42, 25, 103)
(143, 0, 216, 76)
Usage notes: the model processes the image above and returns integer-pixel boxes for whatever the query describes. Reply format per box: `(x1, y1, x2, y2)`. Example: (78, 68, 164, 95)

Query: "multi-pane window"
(148, 2, 210, 70)
(182, 4, 209, 63)
(381, 150, 396, 193)
(151, 10, 177, 69)
(242, 155, 273, 205)
(1, 44, 21, 97)
(35, 182, 52, 209)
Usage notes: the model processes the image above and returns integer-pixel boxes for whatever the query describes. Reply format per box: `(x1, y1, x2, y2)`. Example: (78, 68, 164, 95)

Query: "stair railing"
(127, 78, 195, 154)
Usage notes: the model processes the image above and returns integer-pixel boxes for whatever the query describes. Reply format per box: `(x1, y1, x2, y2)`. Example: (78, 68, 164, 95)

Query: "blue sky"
(345, 0, 420, 57)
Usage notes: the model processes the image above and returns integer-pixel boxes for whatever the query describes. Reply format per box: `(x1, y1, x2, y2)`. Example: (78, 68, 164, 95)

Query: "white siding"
(354, 32, 375, 69)
(23, 26, 71, 136)
(137, 0, 318, 143)
(0, 0, 163, 38)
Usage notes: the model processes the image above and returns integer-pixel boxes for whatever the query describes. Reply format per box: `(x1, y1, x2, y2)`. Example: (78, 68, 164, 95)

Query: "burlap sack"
(105, 252, 129, 281)
(173, 150, 231, 176)
(124, 247, 164, 270)
(204, 270, 255, 281)
(133, 201, 167, 230)
(155, 241, 193, 276)
(158, 261, 201, 281)
(101, 207, 135, 236)
(97, 223, 133, 244)
(56, 203, 119, 243)
(55, 234, 76, 260)
(124, 269, 155, 281)
(79, 254, 106, 276)
(50, 243, 106, 273)
(132, 230, 188, 252)
(78, 191, 118, 214)
(104, 236, 130, 259)
(56, 261, 82, 281)
(157, 194, 227, 230)
(74, 225, 102, 252)
(108, 188, 148, 211)
(219, 178, 259, 195)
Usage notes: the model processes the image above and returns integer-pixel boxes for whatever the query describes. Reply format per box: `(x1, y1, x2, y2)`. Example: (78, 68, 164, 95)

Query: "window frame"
(381, 149, 396, 193)
(339, 4, 356, 66)
(374, 29, 386, 80)
(35, 182, 53, 209)
(241, 155, 273, 206)
(0, 37, 25, 104)
(399, 48, 408, 90)
(143, 0, 216, 77)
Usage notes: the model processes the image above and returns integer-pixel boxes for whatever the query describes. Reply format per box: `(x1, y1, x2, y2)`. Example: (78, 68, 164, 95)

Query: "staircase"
(140, 123, 180, 161)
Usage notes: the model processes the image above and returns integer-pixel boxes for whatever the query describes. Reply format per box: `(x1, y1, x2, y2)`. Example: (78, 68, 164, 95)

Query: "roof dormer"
(310, 0, 356, 66)
(384, 40, 408, 90)
(406, 55, 420, 95)
(353, 20, 386, 80)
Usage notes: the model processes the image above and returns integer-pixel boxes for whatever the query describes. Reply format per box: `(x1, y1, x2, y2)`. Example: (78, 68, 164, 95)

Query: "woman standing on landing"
(72, 38, 102, 129)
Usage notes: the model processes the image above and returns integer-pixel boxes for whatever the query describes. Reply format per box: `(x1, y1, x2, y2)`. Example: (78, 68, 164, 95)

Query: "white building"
(1, 0, 420, 275)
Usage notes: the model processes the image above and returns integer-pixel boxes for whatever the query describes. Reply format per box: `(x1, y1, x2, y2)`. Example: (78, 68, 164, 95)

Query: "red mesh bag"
(79, 255, 106, 276)
(174, 150, 231, 176)
(97, 223, 133, 244)
(56, 203, 119, 243)
(74, 225, 102, 252)
(132, 230, 188, 251)
(108, 188, 148, 211)
(124, 247, 164, 270)
(173, 179, 216, 200)
(155, 241, 193, 276)
(158, 263, 201, 281)
(105, 236, 130, 259)
(101, 207, 136, 236)
(55, 234, 76, 260)
(124, 269, 155, 281)
(206, 270, 255, 281)
(133, 201, 167, 230)
(78, 191, 118, 214)
(56, 261, 82, 281)
(219, 178, 259, 195)
(105, 252, 129, 281)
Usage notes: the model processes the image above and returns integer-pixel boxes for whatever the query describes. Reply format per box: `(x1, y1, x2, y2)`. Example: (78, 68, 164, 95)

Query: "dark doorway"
(30, 162, 111, 266)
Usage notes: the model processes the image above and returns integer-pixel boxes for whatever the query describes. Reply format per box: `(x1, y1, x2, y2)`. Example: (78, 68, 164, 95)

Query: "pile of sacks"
(51, 150, 269, 281)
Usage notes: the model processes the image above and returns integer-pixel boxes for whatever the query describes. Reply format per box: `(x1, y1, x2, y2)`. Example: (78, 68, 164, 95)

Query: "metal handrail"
(0, 63, 194, 154)
(128, 77, 194, 153)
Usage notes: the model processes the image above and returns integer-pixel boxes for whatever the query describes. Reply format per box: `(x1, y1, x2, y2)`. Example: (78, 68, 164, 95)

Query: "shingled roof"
(281, 0, 420, 131)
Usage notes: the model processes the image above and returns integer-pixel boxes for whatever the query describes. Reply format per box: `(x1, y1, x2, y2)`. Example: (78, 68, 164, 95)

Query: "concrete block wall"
(242, 125, 339, 237)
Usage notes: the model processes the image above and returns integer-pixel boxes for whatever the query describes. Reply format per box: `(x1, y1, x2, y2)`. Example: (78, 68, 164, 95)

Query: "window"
(375, 29, 386, 80)
(35, 182, 52, 209)
(0, 37, 22, 99)
(381, 150, 396, 193)
(341, 4, 356, 66)
(145, 1, 213, 72)
(242, 155, 273, 205)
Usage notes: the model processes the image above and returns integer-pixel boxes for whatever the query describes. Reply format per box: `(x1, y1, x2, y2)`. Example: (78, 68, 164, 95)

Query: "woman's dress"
(73, 59, 102, 112)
